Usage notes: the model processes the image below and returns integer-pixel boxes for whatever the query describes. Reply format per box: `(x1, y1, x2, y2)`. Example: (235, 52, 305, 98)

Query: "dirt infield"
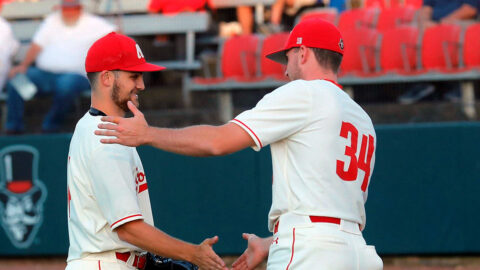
(2, 256, 480, 270)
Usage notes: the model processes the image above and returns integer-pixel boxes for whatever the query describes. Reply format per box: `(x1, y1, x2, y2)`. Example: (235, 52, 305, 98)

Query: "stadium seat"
(338, 8, 378, 32)
(193, 34, 260, 85)
(376, 7, 417, 31)
(221, 34, 260, 80)
(340, 27, 380, 76)
(462, 23, 480, 69)
(260, 32, 290, 80)
(421, 24, 461, 72)
(364, 0, 387, 9)
(379, 25, 419, 73)
(297, 8, 338, 25)
(404, 0, 423, 8)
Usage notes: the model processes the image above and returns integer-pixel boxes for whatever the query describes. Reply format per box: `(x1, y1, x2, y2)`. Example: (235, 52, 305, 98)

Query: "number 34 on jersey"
(336, 121, 375, 192)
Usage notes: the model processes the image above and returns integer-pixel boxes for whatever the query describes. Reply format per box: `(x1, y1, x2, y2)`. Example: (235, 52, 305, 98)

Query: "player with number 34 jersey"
(232, 78, 376, 233)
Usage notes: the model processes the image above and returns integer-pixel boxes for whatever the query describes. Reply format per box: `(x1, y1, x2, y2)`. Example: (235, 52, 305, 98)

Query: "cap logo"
(339, 39, 344, 50)
(136, 44, 144, 59)
(296, 37, 303, 45)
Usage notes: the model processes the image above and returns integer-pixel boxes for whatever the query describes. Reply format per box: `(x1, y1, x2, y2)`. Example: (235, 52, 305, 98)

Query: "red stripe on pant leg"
(285, 228, 296, 270)
(98, 260, 101, 270)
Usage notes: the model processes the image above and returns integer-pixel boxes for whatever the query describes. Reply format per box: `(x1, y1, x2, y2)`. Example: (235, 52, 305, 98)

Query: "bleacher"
(184, 5, 480, 121)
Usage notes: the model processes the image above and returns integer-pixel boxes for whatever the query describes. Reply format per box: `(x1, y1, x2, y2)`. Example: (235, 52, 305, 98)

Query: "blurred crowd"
(0, 0, 479, 134)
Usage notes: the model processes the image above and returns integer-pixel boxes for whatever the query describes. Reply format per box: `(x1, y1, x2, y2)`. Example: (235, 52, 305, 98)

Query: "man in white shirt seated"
(5, 0, 116, 134)
(0, 4, 19, 92)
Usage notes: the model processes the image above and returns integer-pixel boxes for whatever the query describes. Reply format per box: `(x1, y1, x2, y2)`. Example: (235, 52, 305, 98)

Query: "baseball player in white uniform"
(66, 32, 227, 270)
(95, 19, 383, 270)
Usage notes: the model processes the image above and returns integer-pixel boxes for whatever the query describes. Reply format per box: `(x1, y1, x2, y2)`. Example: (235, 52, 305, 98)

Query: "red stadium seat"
(260, 32, 290, 80)
(463, 23, 480, 69)
(376, 7, 417, 31)
(379, 26, 419, 73)
(340, 27, 380, 75)
(192, 34, 260, 85)
(298, 8, 338, 25)
(365, 0, 387, 9)
(421, 24, 461, 71)
(221, 34, 260, 80)
(338, 8, 378, 32)
(404, 0, 423, 8)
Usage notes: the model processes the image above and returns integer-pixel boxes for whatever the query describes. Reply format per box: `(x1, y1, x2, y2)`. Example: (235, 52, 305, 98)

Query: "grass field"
(2, 256, 480, 270)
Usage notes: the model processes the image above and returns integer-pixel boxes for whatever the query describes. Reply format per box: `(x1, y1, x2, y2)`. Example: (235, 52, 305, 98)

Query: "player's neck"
(301, 71, 338, 83)
(300, 61, 338, 83)
(90, 97, 126, 117)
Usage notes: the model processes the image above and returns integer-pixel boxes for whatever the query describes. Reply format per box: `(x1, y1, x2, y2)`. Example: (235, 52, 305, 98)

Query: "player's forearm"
(145, 125, 232, 157)
(116, 220, 198, 262)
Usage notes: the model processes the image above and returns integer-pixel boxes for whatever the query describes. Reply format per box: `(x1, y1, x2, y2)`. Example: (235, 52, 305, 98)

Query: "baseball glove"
(143, 252, 199, 270)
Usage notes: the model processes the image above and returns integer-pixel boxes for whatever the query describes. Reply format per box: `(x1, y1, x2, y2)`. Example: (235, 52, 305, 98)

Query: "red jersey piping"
(323, 79, 343, 89)
(232, 119, 263, 148)
(285, 228, 296, 270)
(111, 214, 143, 228)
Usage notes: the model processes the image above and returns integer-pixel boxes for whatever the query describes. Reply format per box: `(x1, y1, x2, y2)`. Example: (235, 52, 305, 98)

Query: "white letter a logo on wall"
(136, 44, 144, 59)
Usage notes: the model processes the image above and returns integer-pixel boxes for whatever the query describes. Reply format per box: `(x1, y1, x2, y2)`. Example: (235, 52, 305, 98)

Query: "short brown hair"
(86, 72, 99, 89)
(311, 48, 343, 73)
(86, 71, 120, 89)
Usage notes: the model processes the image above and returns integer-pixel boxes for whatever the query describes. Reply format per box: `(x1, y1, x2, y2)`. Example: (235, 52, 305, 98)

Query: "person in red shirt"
(148, 0, 207, 14)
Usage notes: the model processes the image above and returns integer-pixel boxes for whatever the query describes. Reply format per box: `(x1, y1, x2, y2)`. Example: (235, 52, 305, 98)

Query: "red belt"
(309, 216, 341, 224)
(274, 216, 342, 234)
(116, 252, 146, 269)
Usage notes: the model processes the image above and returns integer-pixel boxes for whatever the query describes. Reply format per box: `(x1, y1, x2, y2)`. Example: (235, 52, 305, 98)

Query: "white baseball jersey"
(231, 79, 376, 232)
(67, 112, 154, 262)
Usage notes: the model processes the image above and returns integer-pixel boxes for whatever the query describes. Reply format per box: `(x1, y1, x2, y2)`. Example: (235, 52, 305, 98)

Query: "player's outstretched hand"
(193, 236, 228, 270)
(95, 101, 149, 147)
(231, 233, 271, 270)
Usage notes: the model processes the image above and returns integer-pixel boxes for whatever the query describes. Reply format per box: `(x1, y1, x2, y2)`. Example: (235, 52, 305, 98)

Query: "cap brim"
(266, 49, 288, 65)
(121, 62, 166, 72)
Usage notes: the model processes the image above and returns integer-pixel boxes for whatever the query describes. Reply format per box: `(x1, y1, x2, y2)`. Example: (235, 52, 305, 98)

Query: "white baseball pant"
(66, 251, 138, 270)
(267, 213, 383, 270)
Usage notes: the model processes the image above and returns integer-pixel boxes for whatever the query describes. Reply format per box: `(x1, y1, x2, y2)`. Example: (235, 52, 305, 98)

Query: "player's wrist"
(261, 237, 273, 255)
(143, 126, 155, 146)
(180, 243, 198, 264)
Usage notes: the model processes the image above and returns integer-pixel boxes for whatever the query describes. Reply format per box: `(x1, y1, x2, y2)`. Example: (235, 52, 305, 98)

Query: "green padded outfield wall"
(0, 122, 479, 255)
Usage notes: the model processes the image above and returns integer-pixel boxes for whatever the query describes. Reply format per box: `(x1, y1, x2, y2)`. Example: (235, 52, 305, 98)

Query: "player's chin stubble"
(112, 82, 137, 113)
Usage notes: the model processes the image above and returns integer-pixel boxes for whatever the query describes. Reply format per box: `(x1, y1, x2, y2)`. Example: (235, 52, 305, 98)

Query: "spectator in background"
(399, 0, 479, 104)
(420, 0, 479, 27)
(0, 2, 19, 91)
(5, 0, 116, 134)
(237, 5, 254, 35)
(147, 0, 207, 50)
(148, 0, 207, 14)
(237, 0, 324, 35)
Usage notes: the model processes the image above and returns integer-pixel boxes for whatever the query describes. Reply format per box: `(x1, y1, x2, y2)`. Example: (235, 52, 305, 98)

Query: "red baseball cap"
(85, 32, 165, 73)
(266, 18, 344, 65)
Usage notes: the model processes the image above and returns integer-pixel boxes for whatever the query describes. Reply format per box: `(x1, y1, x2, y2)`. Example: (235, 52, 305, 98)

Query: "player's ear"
(299, 45, 309, 65)
(99, 70, 114, 87)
